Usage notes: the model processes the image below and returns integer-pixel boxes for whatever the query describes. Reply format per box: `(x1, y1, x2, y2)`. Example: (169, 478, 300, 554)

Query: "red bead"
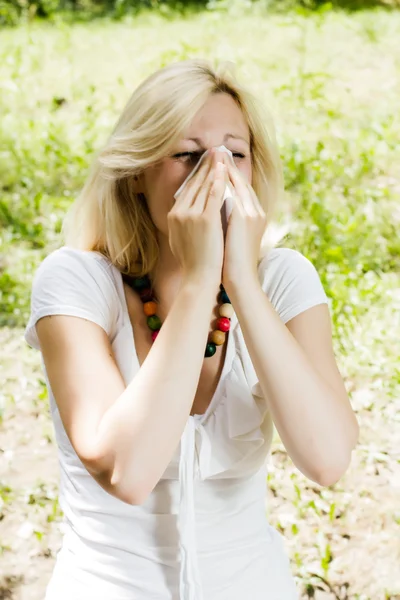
(139, 287, 153, 303)
(151, 330, 160, 342)
(217, 317, 230, 332)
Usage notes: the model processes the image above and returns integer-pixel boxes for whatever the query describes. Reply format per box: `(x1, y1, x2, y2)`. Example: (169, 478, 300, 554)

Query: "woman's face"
(141, 92, 252, 236)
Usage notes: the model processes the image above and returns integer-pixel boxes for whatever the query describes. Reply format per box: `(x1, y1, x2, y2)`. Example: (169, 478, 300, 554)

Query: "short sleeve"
(258, 248, 329, 324)
(24, 247, 119, 351)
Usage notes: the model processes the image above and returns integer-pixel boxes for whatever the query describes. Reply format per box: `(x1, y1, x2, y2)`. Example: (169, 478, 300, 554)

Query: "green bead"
(205, 342, 217, 358)
(132, 276, 150, 292)
(147, 315, 161, 331)
(219, 291, 231, 304)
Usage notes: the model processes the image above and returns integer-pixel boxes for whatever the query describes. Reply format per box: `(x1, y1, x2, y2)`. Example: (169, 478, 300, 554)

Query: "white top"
(24, 246, 328, 600)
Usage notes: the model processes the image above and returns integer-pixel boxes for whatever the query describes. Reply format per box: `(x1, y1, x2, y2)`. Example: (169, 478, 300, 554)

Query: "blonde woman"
(25, 59, 358, 600)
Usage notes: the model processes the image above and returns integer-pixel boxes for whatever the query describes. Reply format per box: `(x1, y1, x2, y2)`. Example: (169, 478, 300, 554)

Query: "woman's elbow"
(317, 417, 360, 487)
(312, 445, 356, 487)
(313, 467, 345, 488)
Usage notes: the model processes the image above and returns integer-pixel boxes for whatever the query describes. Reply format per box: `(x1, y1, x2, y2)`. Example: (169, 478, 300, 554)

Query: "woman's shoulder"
(25, 245, 122, 350)
(33, 244, 124, 298)
(257, 246, 328, 323)
(36, 245, 114, 278)
(259, 245, 312, 269)
(258, 246, 321, 281)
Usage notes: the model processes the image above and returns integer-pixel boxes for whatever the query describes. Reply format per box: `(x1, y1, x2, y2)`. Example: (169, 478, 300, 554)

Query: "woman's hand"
(168, 148, 227, 287)
(221, 157, 267, 292)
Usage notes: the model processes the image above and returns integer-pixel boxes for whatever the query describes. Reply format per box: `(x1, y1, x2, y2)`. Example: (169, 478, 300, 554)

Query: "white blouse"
(25, 245, 328, 600)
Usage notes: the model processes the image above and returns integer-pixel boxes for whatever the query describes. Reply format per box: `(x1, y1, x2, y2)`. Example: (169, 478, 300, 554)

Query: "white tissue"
(173, 145, 234, 238)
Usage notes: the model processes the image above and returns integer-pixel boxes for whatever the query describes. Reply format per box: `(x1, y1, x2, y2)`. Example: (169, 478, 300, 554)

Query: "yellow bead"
(219, 303, 234, 319)
(210, 330, 226, 346)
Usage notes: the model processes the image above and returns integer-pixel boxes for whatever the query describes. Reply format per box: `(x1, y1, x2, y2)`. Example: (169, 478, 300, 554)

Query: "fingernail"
(217, 162, 226, 172)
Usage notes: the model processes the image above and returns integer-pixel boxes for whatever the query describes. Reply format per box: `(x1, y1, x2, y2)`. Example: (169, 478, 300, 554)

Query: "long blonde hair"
(62, 59, 283, 277)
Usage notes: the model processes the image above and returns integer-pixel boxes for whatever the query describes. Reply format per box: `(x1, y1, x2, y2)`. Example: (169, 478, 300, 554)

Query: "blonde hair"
(62, 58, 283, 277)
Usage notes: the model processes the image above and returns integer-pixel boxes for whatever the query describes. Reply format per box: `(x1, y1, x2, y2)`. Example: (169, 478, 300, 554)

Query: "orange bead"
(219, 303, 234, 319)
(210, 330, 226, 346)
(143, 301, 158, 316)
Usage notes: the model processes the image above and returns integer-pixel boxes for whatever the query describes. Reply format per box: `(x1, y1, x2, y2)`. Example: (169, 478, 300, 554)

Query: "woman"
(25, 59, 359, 600)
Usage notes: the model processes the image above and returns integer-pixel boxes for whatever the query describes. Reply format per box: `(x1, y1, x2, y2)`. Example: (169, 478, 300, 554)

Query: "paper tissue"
(173, 145, 234, 239)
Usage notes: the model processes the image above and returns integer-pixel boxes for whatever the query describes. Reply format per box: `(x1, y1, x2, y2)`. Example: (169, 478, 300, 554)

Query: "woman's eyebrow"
(224, 133, 250, 145)
(184, 133, 250, 146)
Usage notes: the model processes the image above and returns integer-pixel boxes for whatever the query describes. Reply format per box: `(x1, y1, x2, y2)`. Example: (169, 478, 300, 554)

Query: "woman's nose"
(211, 147, 232, 167)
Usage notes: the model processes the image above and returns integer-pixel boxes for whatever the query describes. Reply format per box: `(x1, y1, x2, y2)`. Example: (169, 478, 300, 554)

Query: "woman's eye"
(173, 151, 245, 163)
(173, 152, 203, 164)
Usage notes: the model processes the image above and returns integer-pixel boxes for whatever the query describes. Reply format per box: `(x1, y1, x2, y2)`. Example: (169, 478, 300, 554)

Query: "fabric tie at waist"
(178, 417, 204, 600)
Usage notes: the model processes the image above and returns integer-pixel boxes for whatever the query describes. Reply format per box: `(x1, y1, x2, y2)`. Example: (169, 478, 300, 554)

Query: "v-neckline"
(119, 271, 238, 425)
(191, 319, 237, 425)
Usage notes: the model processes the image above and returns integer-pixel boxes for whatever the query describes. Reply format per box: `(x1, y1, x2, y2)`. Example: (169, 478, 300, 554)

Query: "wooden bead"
(217, 317, 230, 332)
(132, 276, 151, 291)
(219, 290, 231, 304)
(219, 303, 234, 319)
(144, 301, 157, 316)
(210, 330, 226, 346)
(205, 342, 217, 357)
(147, 315, 161, 331)
(134, 274, 231, 359)
(139, 287, 153, 303)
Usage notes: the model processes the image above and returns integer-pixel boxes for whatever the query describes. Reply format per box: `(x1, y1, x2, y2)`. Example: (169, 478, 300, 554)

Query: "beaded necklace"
(123, 275, 234, 358)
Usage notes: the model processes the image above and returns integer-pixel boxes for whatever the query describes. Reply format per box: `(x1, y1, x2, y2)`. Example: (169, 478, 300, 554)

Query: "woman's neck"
(150, 232, 182, 308)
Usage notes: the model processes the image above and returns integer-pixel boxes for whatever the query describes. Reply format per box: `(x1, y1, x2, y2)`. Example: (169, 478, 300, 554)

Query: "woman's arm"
(36, 276, 217, 505)
(225, 277, 359, 487)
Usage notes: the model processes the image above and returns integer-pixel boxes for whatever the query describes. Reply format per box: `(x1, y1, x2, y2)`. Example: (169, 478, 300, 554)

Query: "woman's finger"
(173, 150, 214, 210)
(190, 160, 222, 214)
(203, 161, 228, 215)
(225, 161, 258, 216)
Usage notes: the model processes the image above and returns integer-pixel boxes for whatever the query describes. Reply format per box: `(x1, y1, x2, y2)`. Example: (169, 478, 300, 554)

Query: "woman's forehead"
(183, 94, 250, 144)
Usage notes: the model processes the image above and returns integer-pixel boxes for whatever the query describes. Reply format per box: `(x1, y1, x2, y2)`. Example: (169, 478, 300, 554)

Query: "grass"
(0, 3, 399, 599)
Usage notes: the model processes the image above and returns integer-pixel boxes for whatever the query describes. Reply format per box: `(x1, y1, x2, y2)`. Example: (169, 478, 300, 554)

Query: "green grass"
(1, 4, 400, 597)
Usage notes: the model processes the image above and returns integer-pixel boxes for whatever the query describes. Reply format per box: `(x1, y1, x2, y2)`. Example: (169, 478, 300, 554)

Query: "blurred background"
(0, 0, 399, 599)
